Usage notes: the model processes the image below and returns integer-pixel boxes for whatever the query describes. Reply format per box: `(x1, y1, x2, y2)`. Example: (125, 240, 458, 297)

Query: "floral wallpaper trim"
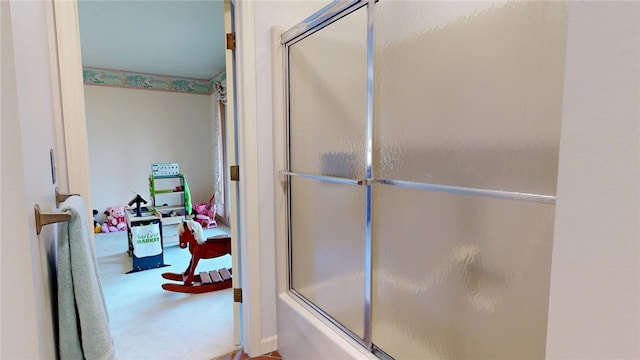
(210, 71, 226, 88)
(83, 67, 213, 95)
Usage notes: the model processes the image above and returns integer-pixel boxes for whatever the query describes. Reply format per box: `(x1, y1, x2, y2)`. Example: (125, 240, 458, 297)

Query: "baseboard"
(261, 335, 278, 355)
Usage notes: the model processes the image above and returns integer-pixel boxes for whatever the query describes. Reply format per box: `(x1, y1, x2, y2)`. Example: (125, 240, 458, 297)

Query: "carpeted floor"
(95, 226, 237, 360)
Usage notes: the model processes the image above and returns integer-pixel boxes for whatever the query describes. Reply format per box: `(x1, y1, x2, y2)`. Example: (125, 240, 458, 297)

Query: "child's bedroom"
(78, 1, 236, 359)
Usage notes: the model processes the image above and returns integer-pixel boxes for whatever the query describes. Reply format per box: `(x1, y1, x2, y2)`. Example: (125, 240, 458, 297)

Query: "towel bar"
(34, 204, 71, 235)
(55, 188, 79, 207)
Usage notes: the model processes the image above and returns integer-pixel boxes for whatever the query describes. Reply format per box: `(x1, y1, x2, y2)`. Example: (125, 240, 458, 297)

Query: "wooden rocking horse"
(161, 219, 232, 294)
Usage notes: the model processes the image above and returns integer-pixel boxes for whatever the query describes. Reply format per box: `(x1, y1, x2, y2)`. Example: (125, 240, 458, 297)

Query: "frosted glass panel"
(289, 8, 367, 179)
(371, 184, 555, 359)
(290, 177, 365, 337)
(374, 1, 568, 195)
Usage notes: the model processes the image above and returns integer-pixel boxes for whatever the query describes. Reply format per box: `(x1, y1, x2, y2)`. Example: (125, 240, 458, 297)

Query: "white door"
(1, 0, 71, 358)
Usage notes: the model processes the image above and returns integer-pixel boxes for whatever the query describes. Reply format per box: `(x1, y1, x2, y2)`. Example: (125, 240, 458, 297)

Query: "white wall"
(546, 2, 640, 358)
(84, 85, 215, 219)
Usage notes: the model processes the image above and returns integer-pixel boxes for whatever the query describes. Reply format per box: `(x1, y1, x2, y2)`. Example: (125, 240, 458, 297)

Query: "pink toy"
(193, 195, 217, 229)
(101, 205, 128, 233)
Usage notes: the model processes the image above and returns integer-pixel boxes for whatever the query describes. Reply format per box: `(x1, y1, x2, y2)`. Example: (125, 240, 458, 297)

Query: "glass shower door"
(287, 6, 369, 340)
(372, 1, 567, 358)
(283, 0, 568, 358)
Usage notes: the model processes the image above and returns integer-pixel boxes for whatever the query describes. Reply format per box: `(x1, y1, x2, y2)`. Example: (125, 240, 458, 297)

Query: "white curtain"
(212, 80, 226, 220)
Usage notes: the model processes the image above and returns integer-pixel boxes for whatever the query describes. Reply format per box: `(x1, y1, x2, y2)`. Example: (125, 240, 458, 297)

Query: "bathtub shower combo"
(280, 1, 567, 359)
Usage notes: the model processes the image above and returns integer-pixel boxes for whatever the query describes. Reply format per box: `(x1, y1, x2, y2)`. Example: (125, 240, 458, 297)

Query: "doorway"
(74, 1, 239, 358)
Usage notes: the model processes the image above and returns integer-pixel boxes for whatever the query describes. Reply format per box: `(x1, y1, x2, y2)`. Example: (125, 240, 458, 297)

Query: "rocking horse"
(161, 219, 232, 294)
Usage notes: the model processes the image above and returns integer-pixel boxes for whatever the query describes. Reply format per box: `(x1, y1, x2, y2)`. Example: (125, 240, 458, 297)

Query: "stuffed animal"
(102, 208, 116, 233)
(93, 209, 102, 233)
(100, 210, 111, 233)
(102, 205, 128, 232)
(113, 206, 128, 231)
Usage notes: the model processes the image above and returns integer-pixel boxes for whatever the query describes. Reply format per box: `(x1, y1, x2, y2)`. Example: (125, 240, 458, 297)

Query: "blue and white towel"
(57, 195, 115, 360)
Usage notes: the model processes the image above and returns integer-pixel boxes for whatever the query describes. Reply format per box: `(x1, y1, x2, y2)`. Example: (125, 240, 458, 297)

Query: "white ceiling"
(78, 0, 226, 80)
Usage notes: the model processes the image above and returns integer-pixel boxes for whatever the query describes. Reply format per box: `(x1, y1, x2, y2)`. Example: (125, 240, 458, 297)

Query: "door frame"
(53, 0, 265, 355)
(52, 0, 92, 201)
(229, 0, 264, 355)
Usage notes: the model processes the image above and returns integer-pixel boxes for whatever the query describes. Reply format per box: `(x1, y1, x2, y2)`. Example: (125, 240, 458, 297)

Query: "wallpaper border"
(83, 67, 221, 95)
